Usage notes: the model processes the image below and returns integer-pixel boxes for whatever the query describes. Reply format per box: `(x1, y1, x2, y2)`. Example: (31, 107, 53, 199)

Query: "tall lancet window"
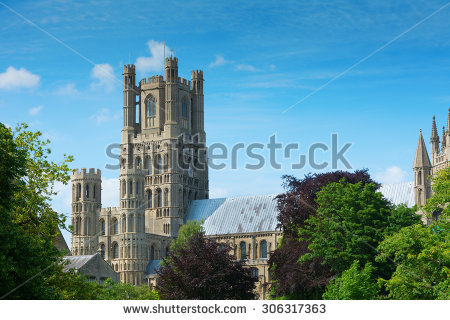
(181, 98, 189, 129)
(145, 95, 156, 127)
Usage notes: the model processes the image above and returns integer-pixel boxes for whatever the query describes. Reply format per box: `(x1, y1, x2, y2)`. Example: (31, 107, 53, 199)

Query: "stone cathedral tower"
(413, 107, 450, 222)
(70, 57, 209, 285)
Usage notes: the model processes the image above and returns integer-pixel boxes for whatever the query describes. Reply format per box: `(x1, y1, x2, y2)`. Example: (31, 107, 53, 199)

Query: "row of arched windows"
(122, 154, 168, 174)
(74, 183, 99, 202)
(239, 240, 268, 260)
(99, 218, 119, 236)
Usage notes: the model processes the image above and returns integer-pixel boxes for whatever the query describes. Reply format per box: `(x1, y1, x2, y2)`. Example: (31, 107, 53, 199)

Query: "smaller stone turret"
(430, 115, 440, 156)
(71, 168, 102, 256)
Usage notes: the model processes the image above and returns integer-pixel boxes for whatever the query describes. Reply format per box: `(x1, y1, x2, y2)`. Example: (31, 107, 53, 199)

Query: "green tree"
(10, 123, 73, 240)
(299, 181, 397, 274)
(323, 260, 379, 300)
(424, 166, 450, 220)
(376, 222, 450, 299)
(0, 123, 80, 299)
(97, 279, 159, 300)
(0, 123, 63, 299)
(169, 219, 205, 252)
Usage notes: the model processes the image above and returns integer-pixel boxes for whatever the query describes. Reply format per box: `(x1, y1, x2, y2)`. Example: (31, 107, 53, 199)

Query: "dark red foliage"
(269, 169, 378, 298)
(156, 233, 256, 300)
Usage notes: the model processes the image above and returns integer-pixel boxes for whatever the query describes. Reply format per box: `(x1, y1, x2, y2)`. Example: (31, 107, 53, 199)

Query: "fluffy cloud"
(55, 83, 79, 95)
(209, 55, 228, 68)
(0, 66, 40, 90)
(235, 64, 258, 72)
(375, 166, 408, 184)
(135, 40, 172, 73)
(91, 64, 116, 92)
(29, 105, 43, 115)
(90, 108, 119, 124)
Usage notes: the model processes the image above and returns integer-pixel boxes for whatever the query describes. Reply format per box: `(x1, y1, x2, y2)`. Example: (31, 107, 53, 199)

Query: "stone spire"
(442, 126, 447, 151)
(430, 115, 440, 154)
(414, 129, 431, 168)
(447, 106, 450, 134)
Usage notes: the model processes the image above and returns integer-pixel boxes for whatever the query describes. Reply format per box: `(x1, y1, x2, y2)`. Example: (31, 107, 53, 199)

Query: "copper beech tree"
(156, 232, 256, 300)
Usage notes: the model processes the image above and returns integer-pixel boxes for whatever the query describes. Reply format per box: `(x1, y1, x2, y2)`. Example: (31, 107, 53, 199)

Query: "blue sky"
(1, 1, 450, 243)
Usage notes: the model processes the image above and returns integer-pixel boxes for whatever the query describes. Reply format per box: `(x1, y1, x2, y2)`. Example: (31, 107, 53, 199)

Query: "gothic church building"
(70, 57, 422, 298)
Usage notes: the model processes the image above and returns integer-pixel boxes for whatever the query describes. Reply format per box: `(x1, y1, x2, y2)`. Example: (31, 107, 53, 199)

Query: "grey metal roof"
(185, 184, 415, 237)
(379, 182, 415, 208)
(62, 255, 96, 272)
(145, 260, 162, 275)
(185, 194, 280, 235)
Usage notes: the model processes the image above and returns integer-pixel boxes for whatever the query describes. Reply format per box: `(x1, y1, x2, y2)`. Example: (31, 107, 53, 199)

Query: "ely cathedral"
(69, 56, 447, 298)
(70, 57, 281, 297)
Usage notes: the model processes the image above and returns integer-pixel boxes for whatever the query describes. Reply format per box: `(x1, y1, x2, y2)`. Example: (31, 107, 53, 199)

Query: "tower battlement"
(191, 70, 203, 79)
(166, 57, 178, 66)
(124, 64, 135, 73)
(72, 168, 102, 180)
(140, 75, 164, 86)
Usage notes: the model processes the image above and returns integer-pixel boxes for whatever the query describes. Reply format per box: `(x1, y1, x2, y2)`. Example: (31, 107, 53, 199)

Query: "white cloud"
(0, 66, 40, 90)
(135, 40, 172, 73)
(91, 64, 116, 92)
(55, 83, 79, 95)
(375, 166, 408, 184)
(235, 64, 258, 72)
(209, 55, 228, 68)
(90, 108, 119, 124)
(29, 105, 43, 115)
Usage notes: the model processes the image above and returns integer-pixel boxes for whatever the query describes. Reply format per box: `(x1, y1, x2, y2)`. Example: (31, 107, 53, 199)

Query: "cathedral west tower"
(71, 57, 209, 285)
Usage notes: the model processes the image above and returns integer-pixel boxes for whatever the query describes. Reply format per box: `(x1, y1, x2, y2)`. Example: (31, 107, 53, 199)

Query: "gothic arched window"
(145, 95, 156, 127)
(100, 244, 105, 259)
(163, 154, 168, 172)
(136, 157, 142, 169)
(157, 189, 162, 207)
(112, 218, 118, 235)
(181, 98, 189, 128)
(76, 183, 81, 201)
(164, 188, 168, 207)
(147, 190, 153, 208)
(121, 215, 126, 233)
(121, 180, 126, 197)
(250, 268, 259, 279)
(145, 156, 152, 174)
(85, 185, 89, 199)
(151, 245, 155, 261)
(113, 243, 119, 259)
(240, 241, 246, 260)
(260, 240, 268, 259)
(100, 219, 105, 235)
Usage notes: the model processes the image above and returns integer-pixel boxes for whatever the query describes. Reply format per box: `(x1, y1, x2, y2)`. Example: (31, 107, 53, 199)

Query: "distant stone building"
(413, 108, 450, 222)
(62, 254, 119, 284)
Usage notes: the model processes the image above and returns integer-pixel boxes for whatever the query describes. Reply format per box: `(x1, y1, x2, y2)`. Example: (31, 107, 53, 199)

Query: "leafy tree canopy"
(424, 166, 450, 220)
(157, 232, 256, 299)
(299, 180, 420, 274)
(376, 222, 450, 299)
(322, 260, 379, 300)
(169, 219, 205, 252)
(269, 170, 379, 299)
